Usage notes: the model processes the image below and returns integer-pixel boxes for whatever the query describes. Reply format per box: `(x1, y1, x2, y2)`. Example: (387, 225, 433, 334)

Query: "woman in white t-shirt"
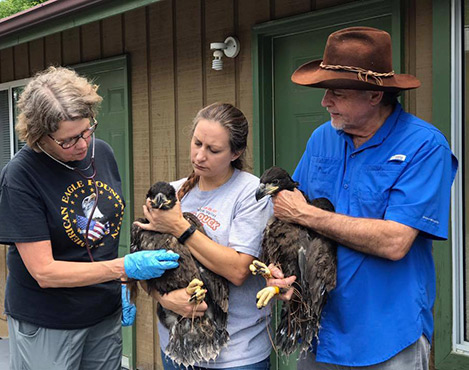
(136, 102, 273, 370)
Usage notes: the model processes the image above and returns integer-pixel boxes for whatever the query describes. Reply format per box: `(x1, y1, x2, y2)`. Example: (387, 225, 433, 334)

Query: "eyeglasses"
(48, 119, 98, 149)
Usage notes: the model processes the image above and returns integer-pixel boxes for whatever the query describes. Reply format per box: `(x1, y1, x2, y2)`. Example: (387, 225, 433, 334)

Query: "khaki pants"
(7, 311, 122, 370)
(298, 335, 430, 370)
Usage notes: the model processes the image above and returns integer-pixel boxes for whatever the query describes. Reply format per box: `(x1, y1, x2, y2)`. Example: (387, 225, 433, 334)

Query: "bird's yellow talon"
(186, 278, 203, 294)
(255, 286, 280, 308)
(186, 279, 206, 303)
(189, 288, 207, 303)
(249, 260, 272, 278)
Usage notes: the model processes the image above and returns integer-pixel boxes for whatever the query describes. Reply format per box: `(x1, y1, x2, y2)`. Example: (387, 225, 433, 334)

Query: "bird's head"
(146, 181, 177, 210)
(82, 193, 97, 211)
(255, 166, 299, 201)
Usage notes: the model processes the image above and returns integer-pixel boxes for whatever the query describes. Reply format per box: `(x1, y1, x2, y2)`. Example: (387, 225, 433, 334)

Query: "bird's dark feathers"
(256, 166, 299, 201)
(257, 166, 337, 356)
(146, 181, 176, 200)
(129, 181, 229, 367)
(146, 181, 178, 210)
(260, 166, 298, 192)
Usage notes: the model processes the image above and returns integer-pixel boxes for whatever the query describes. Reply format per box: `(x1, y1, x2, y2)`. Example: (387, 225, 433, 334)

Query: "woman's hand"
(134, 199, 189, 237)
(158, 288, 208, 318)
(267, 264, 296, 301)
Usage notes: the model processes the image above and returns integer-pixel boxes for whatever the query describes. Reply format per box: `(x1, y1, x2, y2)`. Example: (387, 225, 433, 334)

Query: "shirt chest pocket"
(355, 164, 403, 217)
(307, 157, 342, 200)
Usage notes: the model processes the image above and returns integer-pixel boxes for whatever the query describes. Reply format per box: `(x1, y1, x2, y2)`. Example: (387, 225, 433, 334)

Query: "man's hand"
(272, 188, 308, 224)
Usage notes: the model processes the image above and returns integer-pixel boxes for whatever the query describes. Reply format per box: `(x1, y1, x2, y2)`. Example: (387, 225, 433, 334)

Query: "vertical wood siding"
(29, 38, 45, 75)
(13, 44, 29, 80)
(0, 0, 432, 368)
(44, 33, 62, 66)
(62, 28, 81, 66)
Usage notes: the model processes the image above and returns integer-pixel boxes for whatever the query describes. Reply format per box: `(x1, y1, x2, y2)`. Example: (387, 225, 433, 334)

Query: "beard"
(331, 120, 345, 131)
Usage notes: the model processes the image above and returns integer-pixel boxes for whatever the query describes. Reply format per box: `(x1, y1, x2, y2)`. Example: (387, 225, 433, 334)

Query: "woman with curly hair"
(0, 66, 179, 370)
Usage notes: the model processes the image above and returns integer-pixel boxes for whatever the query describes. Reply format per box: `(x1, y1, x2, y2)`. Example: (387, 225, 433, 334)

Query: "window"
(0, 80, 29, 172)
(465, 2, 469, 350)
(0, 90, 10, 170)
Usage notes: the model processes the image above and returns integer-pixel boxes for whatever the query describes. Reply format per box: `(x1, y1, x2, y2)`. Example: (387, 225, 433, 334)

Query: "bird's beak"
(150, 193, 169, 209)
(255, 183, 279, 201)
(89, 193, 97, 200)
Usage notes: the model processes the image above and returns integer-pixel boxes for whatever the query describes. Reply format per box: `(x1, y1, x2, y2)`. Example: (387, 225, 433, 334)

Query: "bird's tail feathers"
(275, 302, 303, 356)
(275, 293, 323, 356)
(126, 280, 139, 303)
(165, 315, 229, 367)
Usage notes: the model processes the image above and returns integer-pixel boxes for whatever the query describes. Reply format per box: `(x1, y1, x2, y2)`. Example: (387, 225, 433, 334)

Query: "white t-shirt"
(158, 169, 273, 368)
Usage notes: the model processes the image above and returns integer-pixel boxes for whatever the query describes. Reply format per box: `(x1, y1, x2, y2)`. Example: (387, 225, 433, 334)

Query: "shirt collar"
(337, 103, 403, 152)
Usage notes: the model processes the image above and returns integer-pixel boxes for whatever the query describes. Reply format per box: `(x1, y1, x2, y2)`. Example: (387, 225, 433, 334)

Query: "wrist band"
(177, 225, 196, 244)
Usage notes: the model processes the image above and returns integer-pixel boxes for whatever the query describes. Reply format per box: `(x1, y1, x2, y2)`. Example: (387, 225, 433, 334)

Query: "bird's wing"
(131, 219, 170, 251)
(310, 197, 335, 212)
(305, 230, 337, 295)
(130, 219, 200, 295)
(261, 218, 309, 278)
(182, 212, 229, 312)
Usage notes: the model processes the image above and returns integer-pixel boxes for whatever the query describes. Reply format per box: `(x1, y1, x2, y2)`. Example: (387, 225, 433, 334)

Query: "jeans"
(161, 350, 271, 370)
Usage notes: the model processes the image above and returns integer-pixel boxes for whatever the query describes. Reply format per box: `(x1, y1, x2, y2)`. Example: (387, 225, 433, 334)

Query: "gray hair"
(16, 66, 102, 148)
(191, 102, 248, 170)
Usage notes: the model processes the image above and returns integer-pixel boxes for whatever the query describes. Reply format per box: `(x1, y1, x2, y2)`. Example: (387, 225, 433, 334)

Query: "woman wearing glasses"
(0, 66, 180, 370)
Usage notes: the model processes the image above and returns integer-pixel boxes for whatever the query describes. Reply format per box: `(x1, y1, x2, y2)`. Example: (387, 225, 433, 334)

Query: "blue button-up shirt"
(293, 103, 457, 366)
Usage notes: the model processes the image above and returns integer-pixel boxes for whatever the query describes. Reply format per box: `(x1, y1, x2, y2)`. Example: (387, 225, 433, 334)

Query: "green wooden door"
(273, 29, 330, 175)
(253, 1, 401, 369)
(74, 55, 135, 369)
(253, 0, 402, 175)
(272, 14, 398, 176)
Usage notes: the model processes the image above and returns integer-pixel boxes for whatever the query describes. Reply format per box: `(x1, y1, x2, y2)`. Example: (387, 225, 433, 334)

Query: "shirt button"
(344, 184, 349, 189)
(351, 154, 356, 158)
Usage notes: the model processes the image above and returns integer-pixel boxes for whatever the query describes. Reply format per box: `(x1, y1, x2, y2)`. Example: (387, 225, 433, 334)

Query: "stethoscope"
(37, 135, 98, 262)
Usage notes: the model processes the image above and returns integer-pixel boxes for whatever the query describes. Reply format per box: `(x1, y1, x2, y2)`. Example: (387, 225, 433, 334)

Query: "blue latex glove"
(121, 284, 136, 327)
(124, 250, 179, 280)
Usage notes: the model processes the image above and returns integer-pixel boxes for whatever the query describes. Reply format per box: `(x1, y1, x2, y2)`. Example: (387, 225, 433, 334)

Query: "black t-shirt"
(0, 139, 124, 329)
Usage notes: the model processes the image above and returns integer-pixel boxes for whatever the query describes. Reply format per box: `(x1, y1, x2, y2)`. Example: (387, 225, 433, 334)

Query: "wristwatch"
(177, 224, 197, 244)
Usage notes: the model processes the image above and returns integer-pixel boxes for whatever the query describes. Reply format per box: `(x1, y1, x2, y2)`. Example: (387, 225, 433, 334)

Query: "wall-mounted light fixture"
(210, 36, 240, 71)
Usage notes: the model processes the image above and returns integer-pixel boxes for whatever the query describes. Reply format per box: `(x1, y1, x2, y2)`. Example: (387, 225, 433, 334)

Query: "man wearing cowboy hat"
(269, 27, 458, 369)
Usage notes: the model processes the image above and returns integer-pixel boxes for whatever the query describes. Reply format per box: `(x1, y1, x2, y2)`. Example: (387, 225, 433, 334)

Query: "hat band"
(319, 62, 395, 86)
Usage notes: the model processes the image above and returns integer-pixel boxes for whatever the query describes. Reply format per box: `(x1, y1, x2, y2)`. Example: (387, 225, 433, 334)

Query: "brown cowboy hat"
(291, 27, 420, 91)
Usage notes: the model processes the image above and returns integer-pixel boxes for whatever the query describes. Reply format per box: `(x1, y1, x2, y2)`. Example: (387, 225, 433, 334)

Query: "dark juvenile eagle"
(128, 181, 229, 367)
(251, 166, 337, 356)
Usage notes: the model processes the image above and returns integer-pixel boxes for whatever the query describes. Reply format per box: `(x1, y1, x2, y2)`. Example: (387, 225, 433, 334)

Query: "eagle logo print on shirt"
(76, 193, 111, 241)
(60, 179, 124, 248)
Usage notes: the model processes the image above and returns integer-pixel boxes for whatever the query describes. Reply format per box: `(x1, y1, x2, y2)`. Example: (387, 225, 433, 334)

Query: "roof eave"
(0, 0, 161, 51)
(0, 0, 109, 39)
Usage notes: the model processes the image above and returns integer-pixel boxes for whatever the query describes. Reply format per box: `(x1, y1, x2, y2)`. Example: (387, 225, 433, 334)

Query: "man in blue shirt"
(269, 27, 458, 370)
